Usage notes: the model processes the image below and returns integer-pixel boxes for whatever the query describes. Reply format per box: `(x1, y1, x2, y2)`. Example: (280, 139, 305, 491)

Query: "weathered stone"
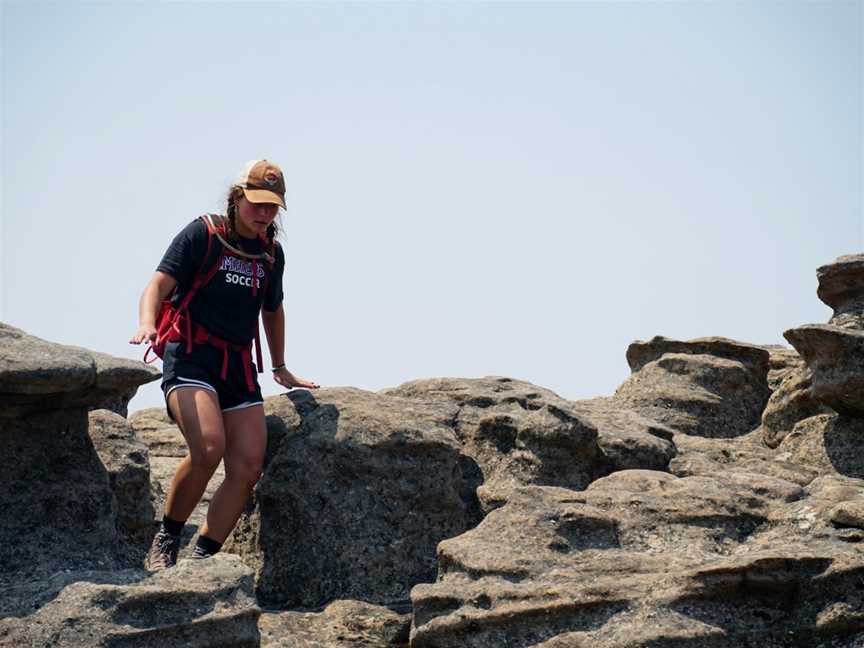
(0, 322, 160, 417)
(817, 254, 864, 329)
(0, 555, 260, 647)
(613, 337, 771, 438)
(410, 472, 864, 647)
(226, 387, 479, 608)
(259, 600, 410, 647)
(385, 377, 600, 501)
(568, 397, 676, 473)
(89, 409, 156, 563)
(777, 414, 864, 481)
(784, 324, 864, 416)
(762, 344, 806, 391)
(830, 499, 864, 530)
(671, 429, 818, 487)
(0, 409, 121, 586)
(129, 407, 185, 457)
(761, 365, 831, 448)
(625, 336, 770, 375)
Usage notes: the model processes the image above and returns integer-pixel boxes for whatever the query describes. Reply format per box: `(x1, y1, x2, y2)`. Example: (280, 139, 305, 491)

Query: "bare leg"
(199, 404, 267, 543)
(164, 387, 226, 523)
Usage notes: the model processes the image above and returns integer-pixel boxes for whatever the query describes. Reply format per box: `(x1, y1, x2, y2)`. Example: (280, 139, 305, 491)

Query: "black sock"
(161, 515, 185, 537)
(193, 535, 222, 557)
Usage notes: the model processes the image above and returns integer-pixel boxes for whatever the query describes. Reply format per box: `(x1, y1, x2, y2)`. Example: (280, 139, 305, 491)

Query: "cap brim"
(243, 188, 286, 209)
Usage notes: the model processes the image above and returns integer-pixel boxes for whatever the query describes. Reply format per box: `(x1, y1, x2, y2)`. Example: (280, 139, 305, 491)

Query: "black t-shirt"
(157, 218, 285, 345)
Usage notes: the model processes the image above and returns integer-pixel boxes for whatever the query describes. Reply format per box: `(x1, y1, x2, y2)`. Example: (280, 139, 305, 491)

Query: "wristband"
(272, 364, 286, 372)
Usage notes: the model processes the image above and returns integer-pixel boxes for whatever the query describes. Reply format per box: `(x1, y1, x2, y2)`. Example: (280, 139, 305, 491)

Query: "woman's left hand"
(273, 367, 319, 390)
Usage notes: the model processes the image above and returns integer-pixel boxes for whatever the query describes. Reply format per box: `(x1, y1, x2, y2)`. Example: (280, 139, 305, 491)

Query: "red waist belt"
(165, 310, 261, 392)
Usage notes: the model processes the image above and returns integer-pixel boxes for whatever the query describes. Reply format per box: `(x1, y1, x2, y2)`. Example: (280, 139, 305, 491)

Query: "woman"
(130, 159, 318, 571)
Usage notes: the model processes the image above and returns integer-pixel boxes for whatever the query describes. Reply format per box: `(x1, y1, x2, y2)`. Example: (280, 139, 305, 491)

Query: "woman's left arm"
(262, 305, 319, 389)
(261, 304, 285, 370)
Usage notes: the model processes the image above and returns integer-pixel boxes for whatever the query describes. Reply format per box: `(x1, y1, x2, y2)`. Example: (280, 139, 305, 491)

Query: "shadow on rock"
(227, 387, 484, 610)
(779, 414, 864, 481)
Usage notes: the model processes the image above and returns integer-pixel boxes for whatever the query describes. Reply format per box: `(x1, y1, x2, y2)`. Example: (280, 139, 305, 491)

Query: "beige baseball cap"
(236, 160, 286, 208)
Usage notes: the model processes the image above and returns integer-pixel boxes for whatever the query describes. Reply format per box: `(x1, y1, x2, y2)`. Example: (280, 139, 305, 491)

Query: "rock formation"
(0, 325, 259, 647)
(2, 252, 864, 647)
(816, 254, 864, 329)
(225, 387, 481, 608)
(0, 555, 260, 647)
(761, 254, 864, 449)
(612, 336, 771, 439)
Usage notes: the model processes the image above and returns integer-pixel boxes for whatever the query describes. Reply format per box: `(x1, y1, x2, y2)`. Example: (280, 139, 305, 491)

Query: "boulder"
(568, 397, 677, 474)
(226, 387, 480, 608)
(613, 336, 771, 438)
(0, 409, 121, 585)
(761, 344, 805, 391)
(384, 377, 600, 503)
(0, 325, 157, 585)
(670, 429, 819, 487)
(0, 555, 260, 647)
(259, 600, 410, 647)
(777, 414, 864, 481)
(784, 324, 864, 416)
(760, 365, 831, 448)
(0, 322, 160, 417)
(89, 409, 156, 563)
(830, 498, 864, 530)
(410, 471, 864, 647)
(816, 254, 864, 329)
(129, 407, 186, 457)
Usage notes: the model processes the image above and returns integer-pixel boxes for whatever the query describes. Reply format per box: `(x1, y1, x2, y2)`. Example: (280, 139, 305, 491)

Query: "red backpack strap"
(169, 215, 223, 354)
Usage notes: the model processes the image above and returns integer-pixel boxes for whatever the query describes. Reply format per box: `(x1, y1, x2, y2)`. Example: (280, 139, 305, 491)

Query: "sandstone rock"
(411, 472, 864, 647)
(671, 429, 819, 487)
(778, 414, 864, 480)
(0, 409, 121, 585)
(384, 377, 600, 500)
(762, 344, 805, 391)
(226, 387, 479, 608)
(0, 555, 259, 647)
(569, 397, 676, 474)
(0, 322, 160, 417)
(817, 254, 864, 329)
(129, 407, 185, 457)
(0, 328, 160, 588)
(89, 409, 156, 563)
(761, 365, 831, 448)
(613, 336, 771, 438)
(625, 336, 770, 374)
(259, 600, 410, 647)
(830, 499, 864, 530)
(784, 324, 864, 416)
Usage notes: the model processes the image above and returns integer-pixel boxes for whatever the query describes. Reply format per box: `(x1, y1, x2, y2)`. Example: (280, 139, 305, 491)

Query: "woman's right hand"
(131, 272, 177, 346)
(129, 325, 157, 345)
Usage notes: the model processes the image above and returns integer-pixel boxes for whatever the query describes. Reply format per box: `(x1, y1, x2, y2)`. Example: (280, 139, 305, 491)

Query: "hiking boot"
(146, 529, 180, 572)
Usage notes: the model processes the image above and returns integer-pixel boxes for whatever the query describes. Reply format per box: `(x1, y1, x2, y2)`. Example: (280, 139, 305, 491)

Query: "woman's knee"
(189, 438, 225, 472)
(226, 456, 264, 487)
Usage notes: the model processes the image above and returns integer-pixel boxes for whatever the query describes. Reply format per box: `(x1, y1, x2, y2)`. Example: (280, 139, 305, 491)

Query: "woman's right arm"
(129, 271, 178, 344)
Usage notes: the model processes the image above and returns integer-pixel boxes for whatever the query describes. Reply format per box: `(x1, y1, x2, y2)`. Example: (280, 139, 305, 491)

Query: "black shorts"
(161, 341, 264, 421)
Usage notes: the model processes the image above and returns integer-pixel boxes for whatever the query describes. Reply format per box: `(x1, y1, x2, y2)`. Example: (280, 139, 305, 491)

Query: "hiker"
(129, 159, 318, 571)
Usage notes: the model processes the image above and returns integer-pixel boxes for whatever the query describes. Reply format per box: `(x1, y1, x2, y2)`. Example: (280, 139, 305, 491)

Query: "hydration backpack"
(144, 214, 275, 391)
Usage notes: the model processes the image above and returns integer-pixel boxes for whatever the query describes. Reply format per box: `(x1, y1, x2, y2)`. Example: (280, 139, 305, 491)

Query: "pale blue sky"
(2, 1, 862, 413)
